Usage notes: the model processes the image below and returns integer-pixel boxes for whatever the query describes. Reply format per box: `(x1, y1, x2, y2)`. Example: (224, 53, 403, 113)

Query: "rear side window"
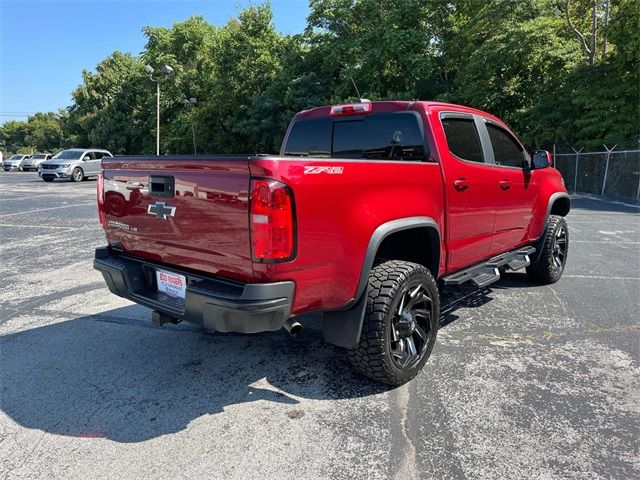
(283, 112, 426, 161)
(283, 118, 332, 157)
(486, 124, 525, 168)
(441, 117, 484, 163)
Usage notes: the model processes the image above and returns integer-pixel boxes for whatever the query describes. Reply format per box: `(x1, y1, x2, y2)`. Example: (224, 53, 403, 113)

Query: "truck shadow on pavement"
(0, 307, 384, 443)
(1, 285, 493, 443)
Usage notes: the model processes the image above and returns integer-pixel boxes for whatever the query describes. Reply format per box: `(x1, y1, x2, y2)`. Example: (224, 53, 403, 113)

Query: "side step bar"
(442, 246, 535, 288)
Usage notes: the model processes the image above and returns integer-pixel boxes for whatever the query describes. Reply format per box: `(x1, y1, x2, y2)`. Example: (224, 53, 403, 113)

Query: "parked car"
(21, 153, 53, 171)
(94, 100, 570, 385)
(39, 148, 112, 182)
(3, 154, 31, 171)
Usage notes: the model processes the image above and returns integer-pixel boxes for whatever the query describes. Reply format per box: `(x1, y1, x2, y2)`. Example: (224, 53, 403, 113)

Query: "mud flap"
(322, 289, 369, 349)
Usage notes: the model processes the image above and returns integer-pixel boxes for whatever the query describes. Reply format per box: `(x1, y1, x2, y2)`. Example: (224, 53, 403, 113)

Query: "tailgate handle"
(149, 176, 175, 197)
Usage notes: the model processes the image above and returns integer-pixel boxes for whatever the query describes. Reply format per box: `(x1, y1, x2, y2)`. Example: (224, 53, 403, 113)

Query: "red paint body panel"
(101, 157, 254, 282)
(99, 101, 567, 317)
(249, 157, 445, 314)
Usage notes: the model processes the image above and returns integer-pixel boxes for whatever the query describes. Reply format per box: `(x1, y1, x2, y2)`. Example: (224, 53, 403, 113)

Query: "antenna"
(349, 75, 362, 101)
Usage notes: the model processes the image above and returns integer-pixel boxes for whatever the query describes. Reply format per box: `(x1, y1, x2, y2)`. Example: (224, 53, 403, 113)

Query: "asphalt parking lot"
(1, 171, 639, 479)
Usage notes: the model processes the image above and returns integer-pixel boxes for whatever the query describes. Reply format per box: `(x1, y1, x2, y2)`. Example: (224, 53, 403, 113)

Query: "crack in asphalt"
(391, 383, 419, 480)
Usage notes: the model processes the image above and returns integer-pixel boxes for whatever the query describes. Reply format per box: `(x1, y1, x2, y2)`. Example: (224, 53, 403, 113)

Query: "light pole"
(53, 114, 63, 149)
(182, 97, 198, 154)
(145, 64, 174, 155)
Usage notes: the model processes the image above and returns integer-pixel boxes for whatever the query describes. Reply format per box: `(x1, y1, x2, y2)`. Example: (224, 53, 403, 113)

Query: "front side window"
(486, 123, 525, 168)
(441, 117, 484, 163)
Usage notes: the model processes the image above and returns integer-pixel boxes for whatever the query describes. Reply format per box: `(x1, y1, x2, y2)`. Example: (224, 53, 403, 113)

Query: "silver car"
(3, 154, 31, 171)
(38, 148, 113, 182)
(21, 153, 53, 171)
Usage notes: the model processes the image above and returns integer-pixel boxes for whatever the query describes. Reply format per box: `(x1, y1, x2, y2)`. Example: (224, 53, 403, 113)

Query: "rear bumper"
(93, 247, 294, 333)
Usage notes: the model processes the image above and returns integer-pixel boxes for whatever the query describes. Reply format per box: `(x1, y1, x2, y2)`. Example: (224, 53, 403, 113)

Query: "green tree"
(24, 112, 62, 151)
(195, 4, 285, 153)
(67, 51, 150, 153)
(55, 0, 638, 154)
(142, 15, 220, 154)
(0, 120, 28, 152)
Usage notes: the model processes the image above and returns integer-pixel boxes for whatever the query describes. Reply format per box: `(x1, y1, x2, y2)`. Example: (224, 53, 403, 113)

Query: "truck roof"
(295, 100, 504, 125)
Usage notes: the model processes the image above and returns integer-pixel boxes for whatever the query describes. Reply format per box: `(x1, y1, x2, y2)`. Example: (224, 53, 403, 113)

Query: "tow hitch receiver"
(152, 310, 181, 327)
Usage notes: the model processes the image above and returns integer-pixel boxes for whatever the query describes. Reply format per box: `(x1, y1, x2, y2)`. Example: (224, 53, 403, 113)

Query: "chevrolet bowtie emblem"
(147, 201, 176, 220)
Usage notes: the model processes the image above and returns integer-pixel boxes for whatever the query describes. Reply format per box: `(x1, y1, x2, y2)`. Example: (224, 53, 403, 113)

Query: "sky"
(0, 0, 310, 124)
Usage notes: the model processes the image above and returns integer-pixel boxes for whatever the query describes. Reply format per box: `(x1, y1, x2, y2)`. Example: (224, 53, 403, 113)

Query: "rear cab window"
(283, 112, 427, 161)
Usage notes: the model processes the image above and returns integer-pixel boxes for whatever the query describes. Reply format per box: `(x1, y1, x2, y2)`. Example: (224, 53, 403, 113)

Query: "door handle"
(454, 179, 469, 191)
(499, 180, 512, 190)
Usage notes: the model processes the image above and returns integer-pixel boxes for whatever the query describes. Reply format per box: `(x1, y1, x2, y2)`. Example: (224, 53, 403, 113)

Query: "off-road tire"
(71, 167, 83, 182)
(347, 260, 440, 386)
(526, 215, 568, 284)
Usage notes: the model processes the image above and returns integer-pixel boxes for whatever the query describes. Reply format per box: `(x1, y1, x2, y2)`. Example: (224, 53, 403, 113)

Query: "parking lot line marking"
(0, 202, 95, 217)
(0, 223, 95, 230)
(564, 274, 640, 280)
(0, 193, 65, 201)
(571, 240, 640, 244)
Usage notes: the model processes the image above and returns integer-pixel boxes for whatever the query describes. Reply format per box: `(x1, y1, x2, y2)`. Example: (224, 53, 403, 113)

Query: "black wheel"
(348, 260, 440, 386)
(527, 215, 568, 284)
(71, 167, 83, 182)
(42, 177, 54, 182)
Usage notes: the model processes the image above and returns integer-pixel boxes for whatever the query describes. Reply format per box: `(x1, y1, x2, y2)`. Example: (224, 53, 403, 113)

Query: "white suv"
(3, 154, 31, 171)
(21, 153, 53, 171)
(39, 148, 112, 182)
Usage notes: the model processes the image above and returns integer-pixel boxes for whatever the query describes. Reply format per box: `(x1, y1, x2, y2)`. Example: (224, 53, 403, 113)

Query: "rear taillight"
(97, 173, 106, 228)
(250, 178, 296, 262)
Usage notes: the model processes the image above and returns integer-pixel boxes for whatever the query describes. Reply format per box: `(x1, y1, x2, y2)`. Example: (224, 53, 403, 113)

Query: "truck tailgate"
(101, 156, 254, 281)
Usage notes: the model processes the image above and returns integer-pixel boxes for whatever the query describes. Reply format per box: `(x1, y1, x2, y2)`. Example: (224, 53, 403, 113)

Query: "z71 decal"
(304, 166, 344, 175)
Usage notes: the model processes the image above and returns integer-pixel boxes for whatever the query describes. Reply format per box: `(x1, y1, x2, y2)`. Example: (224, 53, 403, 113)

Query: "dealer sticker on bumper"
(156, 269, 186, 299)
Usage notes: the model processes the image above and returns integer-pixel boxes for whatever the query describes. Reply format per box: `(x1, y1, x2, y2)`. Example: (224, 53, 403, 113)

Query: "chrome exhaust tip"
(284, 318, 302, 336)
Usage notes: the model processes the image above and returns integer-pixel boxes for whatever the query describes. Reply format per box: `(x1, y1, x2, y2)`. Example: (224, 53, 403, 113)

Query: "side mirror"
(83, 156, 91, 161)
(532, 150, 552, 169)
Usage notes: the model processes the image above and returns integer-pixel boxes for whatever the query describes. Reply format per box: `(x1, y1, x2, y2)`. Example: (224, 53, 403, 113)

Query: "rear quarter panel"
(250, 157, 445, 316)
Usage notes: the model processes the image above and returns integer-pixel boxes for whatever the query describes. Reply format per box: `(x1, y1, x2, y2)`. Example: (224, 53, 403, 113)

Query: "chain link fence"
(554, 147, 640, 202)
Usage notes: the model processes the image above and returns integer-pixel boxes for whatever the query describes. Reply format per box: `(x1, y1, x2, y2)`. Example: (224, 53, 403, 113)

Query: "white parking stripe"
(571, 240, 640, 244)
(0, 223, 95, 230)
(0, 202, 95, 217)
(564, 275, 640, 280)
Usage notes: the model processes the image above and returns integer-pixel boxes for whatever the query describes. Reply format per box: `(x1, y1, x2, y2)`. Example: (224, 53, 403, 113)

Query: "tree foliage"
(2, 0, 638, 155)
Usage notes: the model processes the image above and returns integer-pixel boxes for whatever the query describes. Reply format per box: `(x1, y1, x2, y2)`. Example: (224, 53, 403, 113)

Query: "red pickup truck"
(94, 100, 570, 385)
